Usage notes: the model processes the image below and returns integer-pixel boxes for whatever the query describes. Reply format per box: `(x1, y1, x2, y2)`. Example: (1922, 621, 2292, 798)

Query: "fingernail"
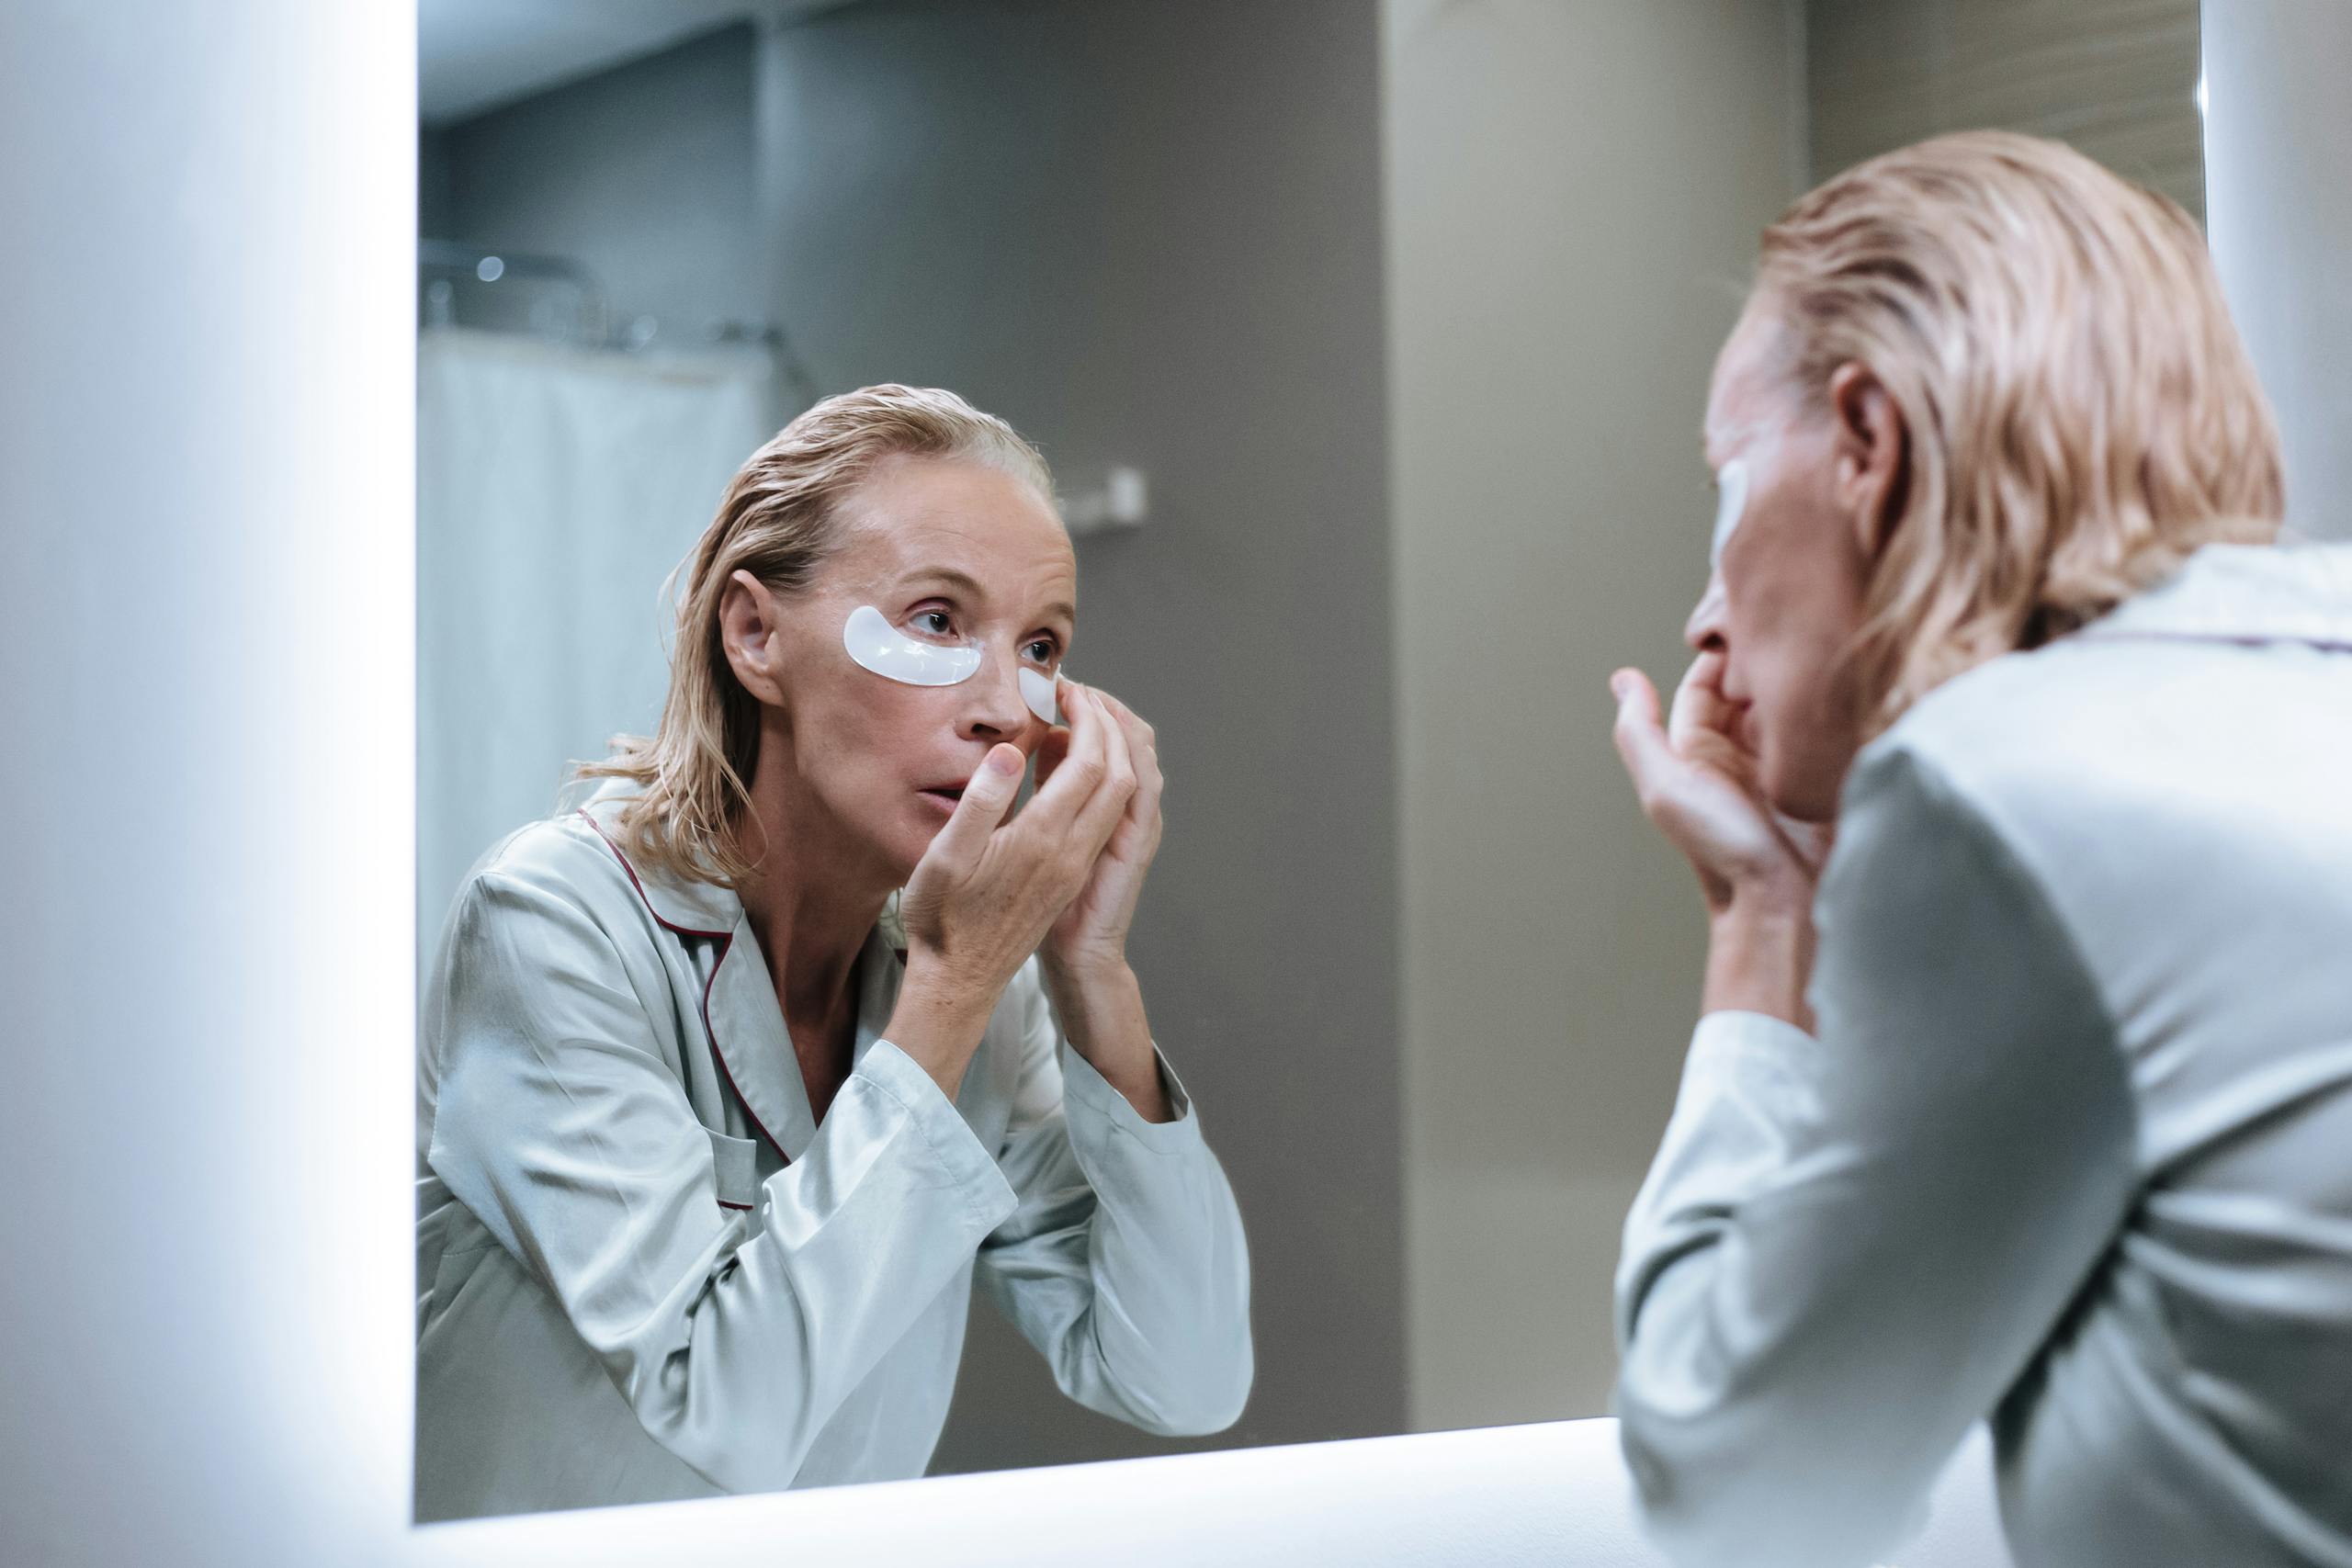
(1609, 672, 1630, 700)
(988, 747, 1023, 777)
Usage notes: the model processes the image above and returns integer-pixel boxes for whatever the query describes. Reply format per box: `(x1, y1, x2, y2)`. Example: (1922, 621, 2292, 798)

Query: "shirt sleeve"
(971, 964, 1255, 1436)
(1611, 742, 2141, 1568)
(423, 869, 1019, 1494)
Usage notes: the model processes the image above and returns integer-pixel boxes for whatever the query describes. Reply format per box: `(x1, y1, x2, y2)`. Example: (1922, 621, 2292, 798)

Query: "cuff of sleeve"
(1686, 1009, 1821, 1089)
(862, 1038, 1021, 1229)
(1059, 1040, 1205, 1157)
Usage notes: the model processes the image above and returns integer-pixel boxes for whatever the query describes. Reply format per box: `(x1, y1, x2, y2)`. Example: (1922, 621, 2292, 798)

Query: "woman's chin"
(1762, 746, 1849, 826)
(890, 818, 944, 879)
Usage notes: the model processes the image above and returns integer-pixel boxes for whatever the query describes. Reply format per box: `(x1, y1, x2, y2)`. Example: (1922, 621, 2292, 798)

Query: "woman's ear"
(1827, 360, 1908, 560)
(718, 569, 786, 706)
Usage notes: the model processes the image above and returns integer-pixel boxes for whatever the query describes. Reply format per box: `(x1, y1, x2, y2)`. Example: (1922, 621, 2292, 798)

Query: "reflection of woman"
(1607, 134, 2352, 1567)
(415, 386, 1250, 1520)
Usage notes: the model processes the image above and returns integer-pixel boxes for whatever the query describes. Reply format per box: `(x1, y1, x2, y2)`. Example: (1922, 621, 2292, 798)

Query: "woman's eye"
(912, 610, 954, 637)
(1023, 638, 1058, 665)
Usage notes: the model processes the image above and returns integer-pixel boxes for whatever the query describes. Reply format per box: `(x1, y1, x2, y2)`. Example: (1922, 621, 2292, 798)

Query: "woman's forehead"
(1705, 332, 1789, 468)
(831, 511, 1078, 617)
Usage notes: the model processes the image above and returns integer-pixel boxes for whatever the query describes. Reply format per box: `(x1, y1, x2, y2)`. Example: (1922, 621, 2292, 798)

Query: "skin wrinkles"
(712, 454, 1171, 1122)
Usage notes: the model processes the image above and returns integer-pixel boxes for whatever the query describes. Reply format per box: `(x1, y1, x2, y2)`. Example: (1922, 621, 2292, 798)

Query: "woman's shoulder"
(1877, 544, 2348, 816)
(463, 807, 631, 905)
(435, 803, 663, 961)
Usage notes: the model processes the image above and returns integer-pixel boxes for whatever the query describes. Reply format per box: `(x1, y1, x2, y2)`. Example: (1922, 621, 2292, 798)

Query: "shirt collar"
(573, 773, 910, 953)
(573, 776, 743, 935)
(2076, 541, 2352, 650)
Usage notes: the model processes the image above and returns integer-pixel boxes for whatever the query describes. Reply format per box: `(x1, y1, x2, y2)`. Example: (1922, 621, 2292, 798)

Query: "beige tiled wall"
(1808, 0, 2205, 219)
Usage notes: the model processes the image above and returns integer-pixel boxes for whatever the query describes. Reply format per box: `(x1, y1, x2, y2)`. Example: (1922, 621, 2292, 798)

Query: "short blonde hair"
(1751, 130, 2285, 733)
(576, 384, 1055, 887)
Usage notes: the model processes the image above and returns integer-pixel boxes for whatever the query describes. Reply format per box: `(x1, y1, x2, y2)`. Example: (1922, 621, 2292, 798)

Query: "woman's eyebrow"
(899, 567, 1073, 627)
(900, 566, 987, 601)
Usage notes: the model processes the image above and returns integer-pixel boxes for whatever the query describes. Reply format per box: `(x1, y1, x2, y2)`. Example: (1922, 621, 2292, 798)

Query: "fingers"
(1092, 689, 1162, 806)
(1028, 674, 1111, 820)
(1066, 686, 1138, 852)
(1610, 668, 1681, 812)
(922, 742, 1026, 874)
(1668, 650, 1732, 750)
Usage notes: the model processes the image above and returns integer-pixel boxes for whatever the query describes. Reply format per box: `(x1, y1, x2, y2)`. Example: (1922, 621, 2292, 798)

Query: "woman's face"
(730, 455, 1078, 882)
(1684, 304, 1901, 822)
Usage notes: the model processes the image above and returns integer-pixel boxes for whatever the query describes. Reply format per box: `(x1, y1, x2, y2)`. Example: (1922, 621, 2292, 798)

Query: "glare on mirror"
(413, 0, 2203, 1524)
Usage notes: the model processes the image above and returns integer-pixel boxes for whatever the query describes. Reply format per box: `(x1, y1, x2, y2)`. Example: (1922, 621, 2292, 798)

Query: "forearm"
(1038, 957, 1173, 1122)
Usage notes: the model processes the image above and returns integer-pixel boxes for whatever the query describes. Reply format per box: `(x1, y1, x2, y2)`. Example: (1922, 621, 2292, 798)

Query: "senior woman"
(1608, 131, 2352, 1568)
(413, 386, 1250, 1520)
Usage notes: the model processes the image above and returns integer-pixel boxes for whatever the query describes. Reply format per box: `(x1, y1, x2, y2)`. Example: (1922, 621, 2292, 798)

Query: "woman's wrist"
(885, 954, 1001, 1100)
(1038, 956, 1173, 1122)
(1702, 887, 1815, 1031)
(1039, 942, 1129, 994)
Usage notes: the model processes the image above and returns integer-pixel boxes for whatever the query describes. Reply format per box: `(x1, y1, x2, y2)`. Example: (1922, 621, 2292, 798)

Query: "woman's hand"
(886, 683, 1136, 1097)
(1610, 651, 1829, 911)
(1030, 684, 1174, 1119)
(1610, 649, 1831, 1026)
(1035, 683, 1163, 979)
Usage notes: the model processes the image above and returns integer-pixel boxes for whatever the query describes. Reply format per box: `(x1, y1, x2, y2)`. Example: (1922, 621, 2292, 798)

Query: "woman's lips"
(919, 785, 964, 814)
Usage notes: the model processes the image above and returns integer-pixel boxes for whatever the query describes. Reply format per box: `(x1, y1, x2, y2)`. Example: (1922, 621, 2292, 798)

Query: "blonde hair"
(575, 384, 1055, 887)
(1750, 130, 2285, 734)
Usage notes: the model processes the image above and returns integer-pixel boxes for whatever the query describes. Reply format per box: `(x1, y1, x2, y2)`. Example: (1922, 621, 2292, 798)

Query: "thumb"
(923, 743, 1026, 874)
(1609, 668, 1679, 805)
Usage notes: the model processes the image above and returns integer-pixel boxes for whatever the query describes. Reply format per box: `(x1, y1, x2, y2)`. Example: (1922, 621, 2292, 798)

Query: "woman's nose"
(956, 657, 1032, 741)
(1685, 571, 1731, 654)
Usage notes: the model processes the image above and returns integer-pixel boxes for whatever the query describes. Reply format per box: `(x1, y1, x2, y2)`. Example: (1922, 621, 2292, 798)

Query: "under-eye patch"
(842, 604, 1064, 725)
(842, 604, 982, 685)
(1711, 458, 1750, 568)
(1018, 667, 1061, 727)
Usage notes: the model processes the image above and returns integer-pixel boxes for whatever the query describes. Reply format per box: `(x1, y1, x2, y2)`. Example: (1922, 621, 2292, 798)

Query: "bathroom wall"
(423, 24, 765, 346)
(2204, 0, 2352, 541)
(1805, 0, 2205, 219)
(1383, 0, 1806, 1431)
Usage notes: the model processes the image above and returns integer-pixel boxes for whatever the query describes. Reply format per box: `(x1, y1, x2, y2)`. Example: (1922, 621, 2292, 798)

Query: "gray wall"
(424, 0, 1408, 1473)
(2204, 0, 2352, 543)
(425, 24, 766, 347)
(1806, 0, 2205, 219)
(753, 0, 1405, 1472)
(1383, 0, 1804, 1431)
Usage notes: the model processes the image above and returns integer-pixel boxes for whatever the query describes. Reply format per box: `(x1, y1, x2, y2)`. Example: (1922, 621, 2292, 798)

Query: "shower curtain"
(417, 326, 776, 963)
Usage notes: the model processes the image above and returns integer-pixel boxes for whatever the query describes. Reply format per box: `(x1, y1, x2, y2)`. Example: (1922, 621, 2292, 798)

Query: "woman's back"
(1874, 543, 2352, 1565)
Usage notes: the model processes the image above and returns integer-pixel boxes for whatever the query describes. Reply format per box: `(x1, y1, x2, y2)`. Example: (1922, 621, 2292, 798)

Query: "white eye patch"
(842, 604, 1063, 725)
(1018, 667, 1062, 727)
(843, 604, 981, 685)
(1711, 458, 1750, 568)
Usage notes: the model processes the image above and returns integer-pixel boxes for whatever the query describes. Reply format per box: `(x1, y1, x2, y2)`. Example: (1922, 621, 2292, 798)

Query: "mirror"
(413, 0, 2202, 1523)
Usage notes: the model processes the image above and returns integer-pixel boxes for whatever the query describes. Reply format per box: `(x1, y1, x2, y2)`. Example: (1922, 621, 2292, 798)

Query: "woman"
(1607, 132, 2352, 1568)
(415, 385, 1251, 1520)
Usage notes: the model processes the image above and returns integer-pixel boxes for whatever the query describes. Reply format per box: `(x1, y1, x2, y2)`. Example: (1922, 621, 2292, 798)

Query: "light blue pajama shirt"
(415, 782, 1252, 1521)
(1616, 544, 2352, 1568)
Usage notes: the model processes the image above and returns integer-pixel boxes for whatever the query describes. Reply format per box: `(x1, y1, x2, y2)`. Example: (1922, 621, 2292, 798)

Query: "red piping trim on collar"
(576, 810, 792, 1170)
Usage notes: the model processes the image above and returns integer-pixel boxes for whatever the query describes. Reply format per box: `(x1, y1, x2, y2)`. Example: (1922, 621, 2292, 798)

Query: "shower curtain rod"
(419, 238, 612, 345)
(417, 238, 821, 404)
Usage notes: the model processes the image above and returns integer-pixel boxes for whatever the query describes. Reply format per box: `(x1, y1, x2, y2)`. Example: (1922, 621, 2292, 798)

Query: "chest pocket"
(707, 1128, 762, 1213)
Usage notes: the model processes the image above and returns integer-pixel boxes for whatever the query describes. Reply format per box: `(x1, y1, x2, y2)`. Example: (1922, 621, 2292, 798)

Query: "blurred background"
(414, 0, 2205, 1482)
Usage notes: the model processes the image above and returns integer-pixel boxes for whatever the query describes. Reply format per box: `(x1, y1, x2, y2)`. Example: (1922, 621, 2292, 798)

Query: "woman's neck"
(734, 741, 894, 1022)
